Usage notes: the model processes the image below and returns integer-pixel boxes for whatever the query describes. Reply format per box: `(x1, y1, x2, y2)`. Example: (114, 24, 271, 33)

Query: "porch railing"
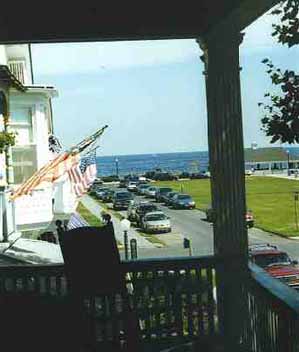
(0, 255, 219, 348)
(244, 263, 299, 352)
(1, 257, 299, 351)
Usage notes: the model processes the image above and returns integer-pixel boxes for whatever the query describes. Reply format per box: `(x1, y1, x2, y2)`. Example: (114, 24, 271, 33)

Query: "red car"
(249, 243, 299, 290)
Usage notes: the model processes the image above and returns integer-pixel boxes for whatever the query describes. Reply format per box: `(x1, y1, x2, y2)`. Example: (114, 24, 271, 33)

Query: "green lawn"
(76, 202, 103, 227)
(156, 177, 299, 237)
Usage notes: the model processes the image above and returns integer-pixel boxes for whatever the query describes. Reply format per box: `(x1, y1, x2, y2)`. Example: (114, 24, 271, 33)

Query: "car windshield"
(253, 253, 291, 268)
(177, 195, 191, 200)
(149, 187, 156, 191)
(140, 205, 157, 212)
(145, 214, 167, 221)
(116, 192, 132, 199)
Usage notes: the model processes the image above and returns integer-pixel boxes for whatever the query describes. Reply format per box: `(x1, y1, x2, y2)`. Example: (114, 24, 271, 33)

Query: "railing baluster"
(206, 267, 215, 335)
(153, 270, 161, 339)
(186, 269, 193, 337)
(174, 270, 184, 337)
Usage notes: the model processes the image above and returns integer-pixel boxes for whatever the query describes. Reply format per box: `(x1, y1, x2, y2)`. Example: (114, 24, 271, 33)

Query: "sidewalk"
(81, 195, 157, 249)
(253, 171, 299, 181)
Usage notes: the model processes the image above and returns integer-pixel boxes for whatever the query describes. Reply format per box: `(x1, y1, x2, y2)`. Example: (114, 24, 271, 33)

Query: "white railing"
(8, 60, 26, 84)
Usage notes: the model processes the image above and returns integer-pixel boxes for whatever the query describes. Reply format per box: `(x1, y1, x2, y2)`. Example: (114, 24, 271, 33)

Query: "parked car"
(95, 187, 109, 199)
(127, 181, 138, 192)
(177, 172, 190, 179)
(155, 187, 173, 202)
(190, 172, 209, 179)
(136, 183, 151, 195)
(171, 194, 196, 209)
(141, 211, 171, 233)
(249, 243, 299, 290)
(101, 189, 115, 202)
(135, 203, 159, 225)
(127, 200, 143, 222)
(118, 179, 126, 188)
(163, 191, 179, 206)
(205, 206, 254, 228)
(144, 186, 158, 198)
(153, 172, 177, 181)
(112, 191, 133, 210)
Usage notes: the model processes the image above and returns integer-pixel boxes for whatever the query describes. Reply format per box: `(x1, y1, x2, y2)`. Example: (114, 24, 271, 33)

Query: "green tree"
(259, 0, 299, 144)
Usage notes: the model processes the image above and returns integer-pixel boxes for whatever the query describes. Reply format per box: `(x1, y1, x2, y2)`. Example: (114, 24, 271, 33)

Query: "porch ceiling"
(0, 0, 279, 43)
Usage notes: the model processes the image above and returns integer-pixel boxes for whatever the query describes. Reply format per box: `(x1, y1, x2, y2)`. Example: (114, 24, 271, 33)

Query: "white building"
(0, 44, 61, 240)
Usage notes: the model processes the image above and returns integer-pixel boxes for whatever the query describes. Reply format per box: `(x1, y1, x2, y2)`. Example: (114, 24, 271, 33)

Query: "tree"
(259, 0, 299, 144)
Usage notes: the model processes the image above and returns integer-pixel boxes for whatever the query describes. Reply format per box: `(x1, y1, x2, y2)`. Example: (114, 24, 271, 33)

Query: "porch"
(0, 0, 295, 351)
(0, 256, 298, 351)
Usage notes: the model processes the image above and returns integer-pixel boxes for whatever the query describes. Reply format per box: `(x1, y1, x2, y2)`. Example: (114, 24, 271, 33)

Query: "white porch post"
(198, 30, 248, 349)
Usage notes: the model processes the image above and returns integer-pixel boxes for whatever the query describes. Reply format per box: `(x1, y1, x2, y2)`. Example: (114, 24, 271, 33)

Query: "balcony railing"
(0, 256, 299, 351)
(8, 60, 26, 84)
(245, 263, 299, 352)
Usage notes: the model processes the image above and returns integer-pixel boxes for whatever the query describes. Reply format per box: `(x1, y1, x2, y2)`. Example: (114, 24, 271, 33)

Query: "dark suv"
(155, 187, 173, 202)
(249, 243, 299, 290)
(112, 191, 133, 210)
(135, 203, 159, 226)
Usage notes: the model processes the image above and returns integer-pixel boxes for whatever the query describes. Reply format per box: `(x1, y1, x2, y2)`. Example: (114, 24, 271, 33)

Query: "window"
(11, 145, 37, 184)
(10, 107, 34, 144)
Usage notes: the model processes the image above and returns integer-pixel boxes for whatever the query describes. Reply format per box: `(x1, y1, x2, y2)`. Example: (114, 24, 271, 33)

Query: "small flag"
(68, 150, 97, 197)
(67, 212, 88, 230)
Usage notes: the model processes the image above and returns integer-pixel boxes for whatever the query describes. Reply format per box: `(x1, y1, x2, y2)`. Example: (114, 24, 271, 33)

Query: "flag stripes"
(67, 212, 88, 230)
(11, 153, 79, 200)
(68, 151, 97, 197)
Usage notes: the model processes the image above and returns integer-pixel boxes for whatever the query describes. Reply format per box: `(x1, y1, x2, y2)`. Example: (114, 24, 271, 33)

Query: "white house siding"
(0, 46, 7, 65)
(9, 91, 56, 227)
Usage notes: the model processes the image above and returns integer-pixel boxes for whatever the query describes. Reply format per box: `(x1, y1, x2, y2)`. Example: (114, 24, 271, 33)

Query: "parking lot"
(88, 181, 299, 260)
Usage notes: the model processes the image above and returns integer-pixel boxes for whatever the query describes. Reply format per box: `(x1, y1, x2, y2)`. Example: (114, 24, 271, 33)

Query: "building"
(0, 44, 59, 239)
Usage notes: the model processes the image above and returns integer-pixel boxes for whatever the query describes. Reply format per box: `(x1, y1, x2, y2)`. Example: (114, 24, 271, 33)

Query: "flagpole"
(70, 125, 108, 154)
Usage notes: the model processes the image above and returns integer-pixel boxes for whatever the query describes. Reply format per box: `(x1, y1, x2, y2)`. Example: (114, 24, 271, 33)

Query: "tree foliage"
(271, 0, 299, 47)
(259, 1, 299, 144)
(260, 59, 299, 143)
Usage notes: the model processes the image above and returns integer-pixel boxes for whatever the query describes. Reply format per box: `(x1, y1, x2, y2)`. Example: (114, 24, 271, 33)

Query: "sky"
(31, 10, 299, 156)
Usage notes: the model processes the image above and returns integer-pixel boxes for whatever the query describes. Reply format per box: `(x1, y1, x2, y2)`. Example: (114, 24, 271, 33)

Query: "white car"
(141, 211, 171, 233)
(127, 181, 137, 192)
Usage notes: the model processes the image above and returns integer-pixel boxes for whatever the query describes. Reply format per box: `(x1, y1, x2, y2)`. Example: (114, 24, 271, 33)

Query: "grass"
(156, 177, 299, 237)
(77, 202, 123, 247)
(76, 202, 103, 227)
(138, 231, 166, 246)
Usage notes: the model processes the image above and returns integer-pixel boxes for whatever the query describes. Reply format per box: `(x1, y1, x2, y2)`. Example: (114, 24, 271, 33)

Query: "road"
(116, 192, 299, 260)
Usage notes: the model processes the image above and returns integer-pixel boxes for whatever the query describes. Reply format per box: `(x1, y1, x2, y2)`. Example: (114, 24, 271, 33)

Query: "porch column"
(198, 30, 248, 348)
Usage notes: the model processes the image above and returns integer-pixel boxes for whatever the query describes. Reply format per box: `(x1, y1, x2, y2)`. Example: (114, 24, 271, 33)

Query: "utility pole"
(295, 192, 299, 232)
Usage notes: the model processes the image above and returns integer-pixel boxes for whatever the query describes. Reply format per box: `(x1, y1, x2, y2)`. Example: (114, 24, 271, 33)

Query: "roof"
(251, 250, 285, 256)
(0, 65, 26, 91)
(245, 147, 292, 163)
(0, 1, 279, 43)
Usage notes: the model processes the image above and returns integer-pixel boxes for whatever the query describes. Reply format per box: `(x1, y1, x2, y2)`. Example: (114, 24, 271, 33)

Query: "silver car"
(144, 186, 158, 198)
(141, 211, 171, 233)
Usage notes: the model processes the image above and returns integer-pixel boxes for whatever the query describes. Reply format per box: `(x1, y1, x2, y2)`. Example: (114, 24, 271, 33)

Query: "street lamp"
(287, 150, 290, 176)
(115, 158, 119, 177)
(120, 218, 131, 260)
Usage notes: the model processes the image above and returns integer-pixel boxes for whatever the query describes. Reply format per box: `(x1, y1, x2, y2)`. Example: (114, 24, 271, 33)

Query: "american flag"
(67, 212, 89, 230)
(11, 153, 79, 200)
(68, 150, 97, 197)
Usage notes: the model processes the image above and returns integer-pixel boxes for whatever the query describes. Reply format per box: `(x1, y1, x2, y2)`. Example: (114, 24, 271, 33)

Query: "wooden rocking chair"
(60, 222, 141, 351)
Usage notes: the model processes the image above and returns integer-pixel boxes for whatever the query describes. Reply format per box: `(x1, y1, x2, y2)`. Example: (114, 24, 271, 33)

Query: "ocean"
(96, 151, 209, 176)
(96, 147, 299, 177)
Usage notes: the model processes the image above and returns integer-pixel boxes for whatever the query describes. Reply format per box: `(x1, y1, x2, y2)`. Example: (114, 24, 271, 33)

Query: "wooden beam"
(203, 0, 281, 43)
